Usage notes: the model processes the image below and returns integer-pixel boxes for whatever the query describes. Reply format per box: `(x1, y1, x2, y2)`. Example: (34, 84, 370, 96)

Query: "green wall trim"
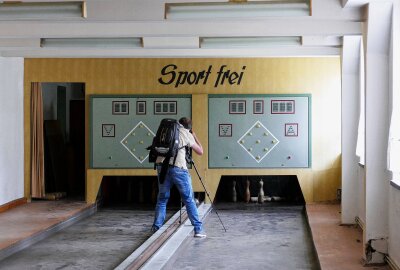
(89, 94, 192, 99)
(209, 94, 312, 98)
(90, 96, 94, 168)
(208, 94, 312, 168)
(308, 95, 312, 168)
(89, 94, 193, 169)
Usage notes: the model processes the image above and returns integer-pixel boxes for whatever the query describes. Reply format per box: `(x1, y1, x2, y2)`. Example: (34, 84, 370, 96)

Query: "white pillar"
(0, 57, 24, 206)
(341, 35, 362, 224)
(364, 2, 392, 264)
(388, 1, 400, 266)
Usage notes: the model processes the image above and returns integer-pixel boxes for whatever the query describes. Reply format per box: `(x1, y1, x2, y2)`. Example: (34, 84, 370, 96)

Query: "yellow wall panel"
(24, 58, 341, 203)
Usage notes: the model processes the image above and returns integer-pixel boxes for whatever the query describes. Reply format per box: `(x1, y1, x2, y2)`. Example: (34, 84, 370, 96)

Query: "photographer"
(151, 117, 206, 238)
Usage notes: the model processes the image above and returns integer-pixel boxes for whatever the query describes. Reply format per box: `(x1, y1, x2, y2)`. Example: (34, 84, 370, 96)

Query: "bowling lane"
(163, 203, 320, 270)
(0, 208, 174, 270)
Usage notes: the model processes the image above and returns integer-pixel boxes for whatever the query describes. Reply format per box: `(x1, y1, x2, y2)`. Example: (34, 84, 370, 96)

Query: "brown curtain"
(31, 82, 45, 198)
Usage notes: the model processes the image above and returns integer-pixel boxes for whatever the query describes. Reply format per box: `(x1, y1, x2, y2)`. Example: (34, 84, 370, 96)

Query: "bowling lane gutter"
(115, 203, 212, 270)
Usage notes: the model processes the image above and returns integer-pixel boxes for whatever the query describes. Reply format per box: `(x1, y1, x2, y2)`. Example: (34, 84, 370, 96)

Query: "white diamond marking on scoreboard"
(120, 121, 155, 163)
(237, 121, 279, 163)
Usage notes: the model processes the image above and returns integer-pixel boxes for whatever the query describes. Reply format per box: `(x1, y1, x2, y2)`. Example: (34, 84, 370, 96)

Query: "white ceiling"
(0, 0, 365, 57)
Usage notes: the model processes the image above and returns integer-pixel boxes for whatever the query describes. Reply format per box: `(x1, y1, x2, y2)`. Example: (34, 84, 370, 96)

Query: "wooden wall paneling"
(24, 58, 341, 203)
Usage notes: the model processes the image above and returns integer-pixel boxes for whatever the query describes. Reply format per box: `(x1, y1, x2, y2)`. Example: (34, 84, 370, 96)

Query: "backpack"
(148, 119, 185, 183)
(148, 118, 181, 164)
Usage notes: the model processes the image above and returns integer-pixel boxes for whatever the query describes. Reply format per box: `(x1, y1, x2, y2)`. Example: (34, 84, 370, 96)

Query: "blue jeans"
(153, 166, 203, 233)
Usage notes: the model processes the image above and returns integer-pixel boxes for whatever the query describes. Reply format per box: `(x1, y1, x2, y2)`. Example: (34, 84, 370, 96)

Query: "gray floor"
(0, 207, 174, 270)
(163, 203, 320, 270)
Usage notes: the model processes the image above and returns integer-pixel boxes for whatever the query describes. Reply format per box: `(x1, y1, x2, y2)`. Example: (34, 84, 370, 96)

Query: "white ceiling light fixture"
(40, 38, 142, 48)
(0, 1, 87, 20)
(165, 0, 311, 20)
(200, 36, 301, 48)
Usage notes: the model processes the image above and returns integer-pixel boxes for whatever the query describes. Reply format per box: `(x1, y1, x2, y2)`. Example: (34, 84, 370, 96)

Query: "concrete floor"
(0, 207, 174, 270)
(0, 201, 393, 270)
(163, 203, 319, 270)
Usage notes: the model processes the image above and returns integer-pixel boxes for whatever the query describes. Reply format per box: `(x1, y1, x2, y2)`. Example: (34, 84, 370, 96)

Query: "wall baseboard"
(355, 216, 365, 231)
(355, 217, 399, 270)
(387, 256, 400, 270)
(0, 198, 27, 213)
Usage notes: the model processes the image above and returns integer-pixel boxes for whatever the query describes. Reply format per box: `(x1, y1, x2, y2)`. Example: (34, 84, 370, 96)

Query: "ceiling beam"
(0, 0, 363, 21)
(0, 20, 361, 38)
(0, 38, 40, 48)
(0, 46, 341, 58)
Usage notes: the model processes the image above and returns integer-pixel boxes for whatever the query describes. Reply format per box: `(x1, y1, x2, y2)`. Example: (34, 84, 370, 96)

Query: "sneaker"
(194, 232, 207, 238)
(151, 225, 159, 233)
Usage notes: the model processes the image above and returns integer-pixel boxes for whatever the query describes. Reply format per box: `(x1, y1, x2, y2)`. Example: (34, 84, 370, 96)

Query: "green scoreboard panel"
(91, 95, 191, 168)
(208, 95, 311, 168)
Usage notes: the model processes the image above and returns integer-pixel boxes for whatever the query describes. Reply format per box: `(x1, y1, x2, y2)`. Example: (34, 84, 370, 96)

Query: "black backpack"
(148, 118, 181, 163)
(148, 119, 184, 183)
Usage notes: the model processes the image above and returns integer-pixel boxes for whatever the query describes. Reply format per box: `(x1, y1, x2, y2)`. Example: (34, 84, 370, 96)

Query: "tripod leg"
(179, 200, 182, 224)
(192, 162, 227, 232)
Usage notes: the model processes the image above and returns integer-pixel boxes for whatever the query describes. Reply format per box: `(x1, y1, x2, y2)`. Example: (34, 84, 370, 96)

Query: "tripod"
(190, 160, 227, 232)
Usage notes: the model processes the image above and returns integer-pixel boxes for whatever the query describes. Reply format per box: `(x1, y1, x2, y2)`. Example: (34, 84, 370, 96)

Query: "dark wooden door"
(68, 99, 85, 197)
